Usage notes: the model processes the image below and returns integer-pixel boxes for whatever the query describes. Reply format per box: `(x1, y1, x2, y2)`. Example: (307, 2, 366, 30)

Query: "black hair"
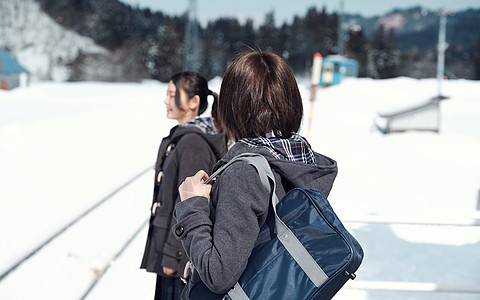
(169, 71, 218, 116)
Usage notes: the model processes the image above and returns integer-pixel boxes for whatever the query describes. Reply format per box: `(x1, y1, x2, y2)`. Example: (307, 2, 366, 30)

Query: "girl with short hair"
(173, 51, 338, 299)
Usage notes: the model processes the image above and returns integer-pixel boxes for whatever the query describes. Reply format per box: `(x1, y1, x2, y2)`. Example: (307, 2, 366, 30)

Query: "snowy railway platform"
(0, 167, 155, 299)
(1, 78, 480, 299)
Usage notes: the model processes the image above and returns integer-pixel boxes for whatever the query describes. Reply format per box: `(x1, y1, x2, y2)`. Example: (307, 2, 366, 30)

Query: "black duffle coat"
(141, 124, 226, 277)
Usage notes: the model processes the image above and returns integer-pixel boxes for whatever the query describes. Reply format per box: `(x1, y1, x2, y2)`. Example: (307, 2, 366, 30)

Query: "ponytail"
(208, 90, 223, 133)
(170, 71, 210, 115)
(169, 72, 221, 130)
(208, 90, 219, 119)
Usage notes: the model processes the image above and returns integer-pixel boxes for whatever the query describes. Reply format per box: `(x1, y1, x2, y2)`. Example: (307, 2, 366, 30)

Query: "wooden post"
(307, 86, 317, 140)
(307, 53, 323, 140)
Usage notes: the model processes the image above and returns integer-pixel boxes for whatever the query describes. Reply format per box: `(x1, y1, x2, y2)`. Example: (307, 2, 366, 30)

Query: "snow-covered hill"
(0, 0, 106, 81)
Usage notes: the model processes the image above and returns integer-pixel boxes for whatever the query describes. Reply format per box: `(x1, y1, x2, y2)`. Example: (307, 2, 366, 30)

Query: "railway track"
(1, 164, 479, 299)
(0, 165, 154, 299)
(79, 218, 149, 299)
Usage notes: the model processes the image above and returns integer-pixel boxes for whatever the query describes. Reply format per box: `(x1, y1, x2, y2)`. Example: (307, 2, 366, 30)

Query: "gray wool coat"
(172, 141, 338, 298)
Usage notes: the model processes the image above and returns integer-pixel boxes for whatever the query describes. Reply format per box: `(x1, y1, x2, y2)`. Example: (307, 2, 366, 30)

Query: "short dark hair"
(170, 71, 218, 116)
(218, 50, 303, 141)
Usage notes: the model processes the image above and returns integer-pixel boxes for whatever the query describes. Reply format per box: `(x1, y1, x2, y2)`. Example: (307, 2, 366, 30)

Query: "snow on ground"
(0, 77, 479, 299)
(305, 78, 480, 300)
(0, 81, 173, 275)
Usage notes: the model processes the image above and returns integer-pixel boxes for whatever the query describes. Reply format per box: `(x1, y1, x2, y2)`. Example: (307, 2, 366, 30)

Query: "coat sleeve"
(173, 162, 271, 293)
(161, 133, 217, 272)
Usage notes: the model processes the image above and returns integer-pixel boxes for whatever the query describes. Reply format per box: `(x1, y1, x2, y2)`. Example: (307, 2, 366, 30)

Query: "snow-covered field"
(0, 77, 479, 299)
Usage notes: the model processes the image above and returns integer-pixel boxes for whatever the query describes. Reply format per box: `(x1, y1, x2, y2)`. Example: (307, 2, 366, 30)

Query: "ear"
(188, 95, 200, 111)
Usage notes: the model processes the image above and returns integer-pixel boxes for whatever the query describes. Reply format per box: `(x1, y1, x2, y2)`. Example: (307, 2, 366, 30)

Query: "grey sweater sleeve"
(173, 162, 270, 293)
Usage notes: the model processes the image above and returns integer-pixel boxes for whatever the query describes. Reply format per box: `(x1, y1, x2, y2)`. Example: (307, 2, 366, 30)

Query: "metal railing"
(344, 280, 480, 294)
(341, 214, 480, 295)
(343, 215, 480, 227)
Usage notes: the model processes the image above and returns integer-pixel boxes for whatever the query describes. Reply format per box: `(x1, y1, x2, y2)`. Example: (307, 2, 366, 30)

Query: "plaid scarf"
(181, 116, 218, 134)
(240, 132, 316, 164)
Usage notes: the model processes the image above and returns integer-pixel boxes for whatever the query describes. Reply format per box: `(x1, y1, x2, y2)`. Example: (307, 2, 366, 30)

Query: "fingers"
(204, 184, 212, 195)
(179, 170, 212, 201)
(163, 266, 176, 276)
(193, 170, 209, 183)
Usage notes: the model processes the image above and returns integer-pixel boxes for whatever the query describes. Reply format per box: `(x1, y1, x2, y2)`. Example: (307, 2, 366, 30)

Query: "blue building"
(318, 55, 358, 86)
(0, 47, 29, 90)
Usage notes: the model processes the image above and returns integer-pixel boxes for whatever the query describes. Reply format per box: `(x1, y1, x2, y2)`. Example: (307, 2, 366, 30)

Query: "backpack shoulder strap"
(207, 153, 328, 300)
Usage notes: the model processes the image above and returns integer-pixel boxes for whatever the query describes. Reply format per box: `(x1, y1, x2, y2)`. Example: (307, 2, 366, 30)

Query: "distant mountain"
(1, 0, 479, 81)
(344, 6, 480, 51)
(35, 0, 167, 51)
(343, 6, 480, 79)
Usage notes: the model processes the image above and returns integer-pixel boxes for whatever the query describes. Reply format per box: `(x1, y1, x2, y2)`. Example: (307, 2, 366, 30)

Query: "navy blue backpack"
(188, 153, 364, 300)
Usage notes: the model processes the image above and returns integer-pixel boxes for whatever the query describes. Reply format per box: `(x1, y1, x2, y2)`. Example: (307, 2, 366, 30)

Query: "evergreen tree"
(304, 7, 322, 52)
(346, 26, 369, 77)
(371, 25, 400, 78)
(207, 17, 244, 75)
(370, 25, 386, 78)
(32, 1, 480, 81)
(327, 12, 339, 54)
(198, 26, 214, 79)
(258, 11, 286, 55)
(146, 17, 182, 81)
(286, 16, 309, 74)
(241, 19, 257, 47)
(474, 36, 480, 80)
(384, 28, 400, 78)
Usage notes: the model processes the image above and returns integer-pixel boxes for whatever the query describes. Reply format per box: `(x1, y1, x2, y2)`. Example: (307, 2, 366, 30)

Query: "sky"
(119, 0, 480, 25)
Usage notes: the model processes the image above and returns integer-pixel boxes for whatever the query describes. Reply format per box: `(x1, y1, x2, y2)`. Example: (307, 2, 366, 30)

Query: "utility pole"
(183, 0, 199, 71)
(436, 10, 448, 97)
(337, 0, 344, 55)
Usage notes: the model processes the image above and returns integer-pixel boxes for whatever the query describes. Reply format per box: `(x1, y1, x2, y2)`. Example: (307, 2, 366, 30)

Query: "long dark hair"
(169, 71, 218, 116)
(218, 50, 303, 141)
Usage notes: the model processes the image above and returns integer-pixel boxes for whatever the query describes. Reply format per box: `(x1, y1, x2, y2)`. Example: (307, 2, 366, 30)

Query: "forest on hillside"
(36, 0, 480, 82)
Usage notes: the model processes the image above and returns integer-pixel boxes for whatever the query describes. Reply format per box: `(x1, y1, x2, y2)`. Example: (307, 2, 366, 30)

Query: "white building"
(375, 95, 449, 134)
(0, 47, 29, 90)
